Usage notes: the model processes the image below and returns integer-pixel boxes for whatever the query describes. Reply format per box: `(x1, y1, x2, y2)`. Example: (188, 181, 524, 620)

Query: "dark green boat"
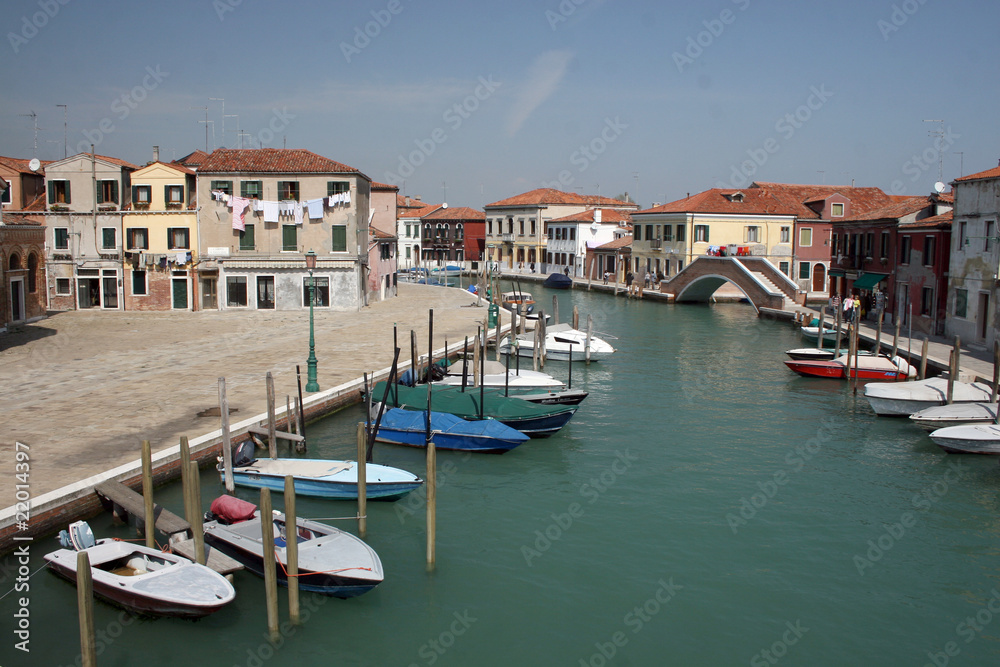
(372, 382, 576, 438)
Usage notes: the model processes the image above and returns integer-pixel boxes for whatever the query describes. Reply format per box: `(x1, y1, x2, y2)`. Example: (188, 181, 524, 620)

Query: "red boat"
(784, 354, 915, 380)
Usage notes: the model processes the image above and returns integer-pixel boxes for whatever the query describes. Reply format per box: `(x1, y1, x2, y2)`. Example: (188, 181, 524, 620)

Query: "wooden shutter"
(64, 180, 71, 204)
(164, 185, 170, 207)
(111, 180, 119, 204)
(131, 185, 139, 204)
(96, 181, 104, 204)
(48, 181, 55, 204)
(332, 225, 347, 252)
(283, 224, 297, 251)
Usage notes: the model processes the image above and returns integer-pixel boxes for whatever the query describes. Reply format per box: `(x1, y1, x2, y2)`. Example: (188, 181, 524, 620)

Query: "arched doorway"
(812, 263, 826, 292)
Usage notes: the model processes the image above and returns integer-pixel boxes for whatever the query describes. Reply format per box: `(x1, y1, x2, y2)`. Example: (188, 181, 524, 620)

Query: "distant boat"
(203, 496, 383, 598)
(909, 402, 999, 431)
(500, 290, 535, 315)
(800, 325, 840, 341)
(542, 273, 573, 289)
(499, 323, 616, 361)
(219, 441, 423, 500)
(929, 423, 1000, 455)
(784, 354, 915, 380)
(44, 521, 235, 618)
(864, 377, 995, 416)
(372, 407, 529, 454)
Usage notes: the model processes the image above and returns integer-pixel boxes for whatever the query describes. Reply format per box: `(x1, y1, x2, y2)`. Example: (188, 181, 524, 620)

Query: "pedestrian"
(564, 266, 569, 277)
(854, 294, 862, 321)
(644, 271, 651, 288)
(603, 271, 609, 285)
(831, 293, 841, 317)
(843, 294, 854, 324)
(626, 271, 634, 295)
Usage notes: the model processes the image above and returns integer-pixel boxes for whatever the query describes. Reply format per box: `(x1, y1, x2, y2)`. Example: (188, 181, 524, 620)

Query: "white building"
(544, 208, 632, 277)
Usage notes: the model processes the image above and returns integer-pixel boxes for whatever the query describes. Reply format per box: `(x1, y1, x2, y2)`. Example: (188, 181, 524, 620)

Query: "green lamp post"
(305, 250, 319, 392)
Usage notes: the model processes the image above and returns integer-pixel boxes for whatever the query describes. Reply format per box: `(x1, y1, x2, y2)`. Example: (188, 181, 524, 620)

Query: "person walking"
(603, 271, 609, 285)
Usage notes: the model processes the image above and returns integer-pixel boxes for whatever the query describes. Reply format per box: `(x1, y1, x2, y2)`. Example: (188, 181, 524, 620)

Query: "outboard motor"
(232, 440, 257, 468)
(57, 520, 96, 551)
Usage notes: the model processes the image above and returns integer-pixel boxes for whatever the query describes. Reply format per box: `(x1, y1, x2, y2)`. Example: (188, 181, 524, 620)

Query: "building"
(545, 208, 632, 278)
(484, 188, 638, 272)
(0, 155, 47, 213)
(121, 157, 199, 310)
(397, 196, 440, 269)
(368, 182, 399, 303)
(585, 231, 632, 284)
(946, 164, 1000, 348)
(41, 152, 137, 310)
(895, 210, 952, 336)
(195, 148, 371, 311)
(420, 206, 485, 266)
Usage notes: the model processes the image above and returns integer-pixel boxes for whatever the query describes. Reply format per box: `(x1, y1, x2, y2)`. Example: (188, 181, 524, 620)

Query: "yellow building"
(121, 160, 198, 310)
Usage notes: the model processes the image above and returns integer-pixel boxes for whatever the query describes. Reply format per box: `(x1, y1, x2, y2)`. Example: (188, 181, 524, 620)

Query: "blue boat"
(542, 273, 573, 289)
(373, 408, 529, 454)
(218, 442, 423, 500)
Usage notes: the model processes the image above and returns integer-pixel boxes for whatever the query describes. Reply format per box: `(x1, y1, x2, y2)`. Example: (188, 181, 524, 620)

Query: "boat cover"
(374, 382, 573, 421)
(378, 408, 529, 442)
(210, 495, 258, 524)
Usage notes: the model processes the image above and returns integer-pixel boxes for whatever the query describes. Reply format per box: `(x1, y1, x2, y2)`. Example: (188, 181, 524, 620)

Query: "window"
(986, 221, 995, 252)
(327, 181, 349, 195)
(959, 221, 967, 247)
(924, 236, 936, 266)
(127, 228, 148, 250)
(831, 203, 844, 217)
(880, 231, 890, 259)
(278, 181, 299, 201)
(226, 276, 248, 307)
(955, 288, 967, 318)
(798, 227, 812, 247)
(332, 225, 347, 252)
(0, 179, 9, 204)
(164, 185, 184, 207)
(798, 262, 811, 280)
(101, 228, 116, 250)
(97, 179, 118, 204)
(864, 233, 874, 257)
(167, 228, 190, 249)
(380, 242, 391, 260)
(694, 225, 709, 243)
(780, 226, 790, 243)
(677, 225, 685, 242)
(569, 227, 575, 241)
(455, 223, 464, 241)
(54, 227, 69, 249)
(487, 219, 493, 235)
(133, 185, 151, 206)
(56, 277, 70, 295)
(282, 224, 298, 251)
(530, 219, 536, 236)
(745, 226, 759, 243)
(519, 219, 525, 236)
(239, 224, 255, 251)
(634, 225, 642, 241)
(921, 287, 934, 316)
(779, 261, 790, 276)
(303, 276, 330, 307)
(507, 218, 513, 234)
(899, 235, 911, 264)
(48, 180, 70, 204)
(257, 276, 275, 309)
(211, 180, 233, 195)
(132, 270, 147, 296)
(663, 225, 673, 241)
(423, 223, 432, 241)
(405, 246, 411, 259)
(241, 180, 262, 199)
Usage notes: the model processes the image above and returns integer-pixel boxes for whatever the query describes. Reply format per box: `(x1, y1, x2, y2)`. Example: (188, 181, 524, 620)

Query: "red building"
(421, 206, 485, 265)
(895, 210, 952, 336)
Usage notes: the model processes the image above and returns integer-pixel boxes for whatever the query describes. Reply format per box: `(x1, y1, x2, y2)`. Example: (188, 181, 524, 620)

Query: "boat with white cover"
(436, 360, 564, 390)
(44, 521, 235, 618)
(929, 423, 1000, 455)
(499, 323, 615, 361)
(864, 377, 995, 416)
(909, 402, 999, 431)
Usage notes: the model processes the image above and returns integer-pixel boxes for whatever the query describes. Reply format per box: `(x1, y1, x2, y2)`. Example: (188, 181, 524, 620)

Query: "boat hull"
(929, 425, 1000, 455)
(219, 458, 423, 501)
(864, 379, 995, 416)
(373, 408, 528, 454)
(909, 403, 999, 431)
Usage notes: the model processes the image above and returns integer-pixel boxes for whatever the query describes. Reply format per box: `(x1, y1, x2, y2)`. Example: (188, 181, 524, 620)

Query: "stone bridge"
(660, 256, 802, 313)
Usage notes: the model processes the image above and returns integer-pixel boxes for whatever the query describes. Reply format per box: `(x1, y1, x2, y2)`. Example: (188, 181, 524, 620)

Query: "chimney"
(153, 145, 159, 162)
(594, 209, 602, 223)
(405, 196, 410, 207)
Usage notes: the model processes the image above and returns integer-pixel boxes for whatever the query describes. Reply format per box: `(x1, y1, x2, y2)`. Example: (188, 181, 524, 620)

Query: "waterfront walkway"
(0, 283, 494, 505)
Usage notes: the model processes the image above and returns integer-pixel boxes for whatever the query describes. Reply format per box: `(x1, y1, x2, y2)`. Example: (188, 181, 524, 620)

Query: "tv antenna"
(19, 110, 40, 157)
(190, 106, 209, 151)
(209, 98, 225, 146)
(923, 119, 945, 181)
(225, 114, 240, 148)
(56, 104, 68, 158)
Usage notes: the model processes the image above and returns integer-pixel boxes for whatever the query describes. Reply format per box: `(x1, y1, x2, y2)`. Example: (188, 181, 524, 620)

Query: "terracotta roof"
(547, 208, 632, 225)
(954, 165, 1000, 183)
(843, 196, 934, 222)
(422, 206, 484, 221)
(371, 181, 399, 192)
(48, 153, 137, 169)
(487, 188, 639, 209)
(22, 192, 46, 212)
(397, 194, 429, 210)
(594, 235, 632, 251)
(635, 188, 802, 216)
(369, 225, 396, 239)
(137, 160, 195, 176)
(0, 214, 43, 226)
(198, 149, 362, 175)
(751, 182, 896, 217)
(174, 150, 209, 167)
(399, 203, 443, 219)
(899, 210, 953, 229)
(0, 156, 50, 174)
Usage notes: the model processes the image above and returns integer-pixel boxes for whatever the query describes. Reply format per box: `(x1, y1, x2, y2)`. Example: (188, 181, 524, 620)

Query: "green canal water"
(4, 286, 1000, 666)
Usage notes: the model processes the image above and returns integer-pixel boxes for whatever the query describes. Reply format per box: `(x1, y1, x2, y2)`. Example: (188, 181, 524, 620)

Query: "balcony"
(501, 233, 515, 243)
(650, 238, 662, 250)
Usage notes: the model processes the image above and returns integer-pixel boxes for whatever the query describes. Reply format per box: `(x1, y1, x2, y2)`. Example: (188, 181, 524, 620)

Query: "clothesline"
(211, 190, 352, 231)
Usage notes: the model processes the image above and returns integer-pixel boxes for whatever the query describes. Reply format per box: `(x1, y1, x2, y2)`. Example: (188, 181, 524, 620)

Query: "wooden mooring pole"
(295, 365, 306, 450)
(259, 488, 280, 642)
(552, 295, 559, 327)
(187, 461, 205, 565)
(266, 372, 277, 459)
(219, 378, 235, 493)
(77, 551, 97, 667)
(585, 314, 594, 364)
(141, 440, 155, 549)
(179, 435, 191, 516)
(573, 305, 579, 330)
(284, 476, 300, 625)
(426, 309, 437, 571)
(947, 336, 961, 404)
(356, 422, 367, 538)
(919, 338, 929, 381)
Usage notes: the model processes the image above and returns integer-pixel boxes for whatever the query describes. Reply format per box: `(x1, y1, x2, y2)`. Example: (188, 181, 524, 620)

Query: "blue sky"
(2, 0, 997, 209)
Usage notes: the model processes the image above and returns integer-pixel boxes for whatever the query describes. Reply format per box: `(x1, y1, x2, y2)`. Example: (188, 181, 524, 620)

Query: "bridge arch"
(661, 256, 799, 314)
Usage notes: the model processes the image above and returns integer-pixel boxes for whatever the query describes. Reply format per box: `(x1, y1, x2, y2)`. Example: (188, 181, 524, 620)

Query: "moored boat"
(203, 496, 383, 598)
(785, 347, 852, 361)
(542, 272, 573, 289)
(500, 290, 535, 315)
(864, 377, 995, 416)
(928, 423, 1000, 455)
(909, 402, 999, 430)
(499, 323, 616, 361)
(437, 360, 564, 390)
(44, 521, 236, 618)
(372, 407, 529, 454)
(784, 354, 915, 380)
(799, 325, 840, 341)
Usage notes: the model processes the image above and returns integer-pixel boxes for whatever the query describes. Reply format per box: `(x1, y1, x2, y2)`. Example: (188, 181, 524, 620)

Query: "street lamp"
(305, 250, 319, 392)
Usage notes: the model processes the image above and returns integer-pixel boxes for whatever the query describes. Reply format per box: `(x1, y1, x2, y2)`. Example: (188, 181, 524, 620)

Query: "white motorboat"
(929, 423, 1000, 455)
(44, 521, 236, 618)
(864, 377, 995, 416)
(909, 402, 999, 431)
(499, 323, 616, 362)
(800, 325, 840, 341)
(436, 360, 564, 390)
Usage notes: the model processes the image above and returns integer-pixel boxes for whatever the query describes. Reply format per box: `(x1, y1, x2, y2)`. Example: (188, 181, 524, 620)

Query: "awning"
(851, 272, 889, 290)
(828, 269, 846, 277)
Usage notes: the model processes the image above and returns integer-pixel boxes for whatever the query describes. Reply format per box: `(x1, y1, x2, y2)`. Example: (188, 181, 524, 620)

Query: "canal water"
(5, 285, 1000, 666)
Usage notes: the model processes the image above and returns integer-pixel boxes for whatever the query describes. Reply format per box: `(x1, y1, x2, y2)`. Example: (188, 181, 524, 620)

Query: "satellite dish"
(934, 181, 946, 193)
(28, 158, 40, 172)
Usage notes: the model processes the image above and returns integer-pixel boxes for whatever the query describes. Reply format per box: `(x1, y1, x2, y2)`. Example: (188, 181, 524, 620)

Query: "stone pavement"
(0, 283, 497, 504)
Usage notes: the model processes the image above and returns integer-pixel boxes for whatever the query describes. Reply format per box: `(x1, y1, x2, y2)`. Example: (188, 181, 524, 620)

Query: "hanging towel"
(231, 196, 251, 231)
(294, 201, 303, 225)
(263, 200, 279, 223)
(307, 198, 324, 219)
(252, 199, 264, 212)
(279, 201, 294, 216)
(176, 251, 187, 264)
(343, 191, 350, 205)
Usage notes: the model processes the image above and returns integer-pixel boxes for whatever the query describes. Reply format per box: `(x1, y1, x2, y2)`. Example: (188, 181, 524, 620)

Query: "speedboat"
(909, 402, 998, 431)
(44, 521, 235, 618)
(203, 496, 383, 598)
(800, 325, 840, 341)
(864, 377, 994, 416)
(784, 354, 915, 380)
(785, 347, 853, 361)
(436, 360, 564, 390)
(500, 290, 535, 315)
(929, 423, 1000, 455)
(499, 323, 615, 361)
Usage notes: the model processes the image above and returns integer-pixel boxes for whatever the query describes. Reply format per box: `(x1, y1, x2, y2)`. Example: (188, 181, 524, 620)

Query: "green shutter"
(96, 181, 104, 204)
(131, 185, 139, 204)
(332, 225, 347, 252)
(164, 185, 170, 206)
(282, 225, 297, 252)
(240, 224, 255, 250)
(111, 180, 119, 204)
(64, 180, 70, 203)
(48, 181, 55, 204)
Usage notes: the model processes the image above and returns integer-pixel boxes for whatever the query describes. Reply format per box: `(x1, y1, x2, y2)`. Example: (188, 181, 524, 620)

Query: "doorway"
(256, 276, 275, 309)
(9, 277, 24, 322)
(172, 278, 188, 309)
(978, 292, 990, 341)
(812, 264, 826, 292)
(201, 277, 218, 310)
